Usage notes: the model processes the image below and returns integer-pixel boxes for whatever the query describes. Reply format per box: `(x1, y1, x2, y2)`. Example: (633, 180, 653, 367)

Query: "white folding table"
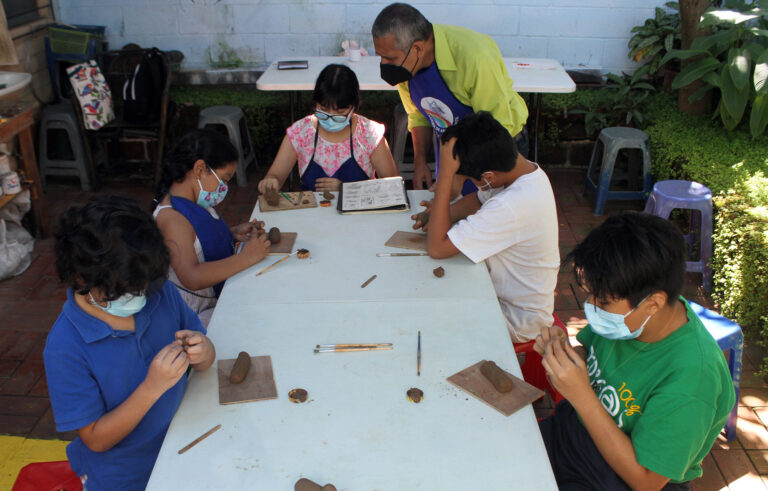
(147, 191, 557, 490)
(256, 56, 576, 162)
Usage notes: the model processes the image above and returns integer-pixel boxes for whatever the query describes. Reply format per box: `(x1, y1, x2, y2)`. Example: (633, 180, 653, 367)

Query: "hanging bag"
(122, 48, 167, 124)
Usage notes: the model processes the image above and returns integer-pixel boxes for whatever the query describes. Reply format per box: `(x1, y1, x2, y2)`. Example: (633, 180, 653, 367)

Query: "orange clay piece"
(320, 200, 332, 207)
(297, 248, 310, 259)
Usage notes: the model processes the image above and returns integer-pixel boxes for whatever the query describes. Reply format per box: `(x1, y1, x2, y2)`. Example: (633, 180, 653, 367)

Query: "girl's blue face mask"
(315, 109, 352, 133)
(584, 295, 653, 340)
(197, 166, 228, 209)
(90, 292, 146, 317)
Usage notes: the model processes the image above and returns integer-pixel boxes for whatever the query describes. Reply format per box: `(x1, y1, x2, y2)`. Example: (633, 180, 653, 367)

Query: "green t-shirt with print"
(576, 297, 735, 483)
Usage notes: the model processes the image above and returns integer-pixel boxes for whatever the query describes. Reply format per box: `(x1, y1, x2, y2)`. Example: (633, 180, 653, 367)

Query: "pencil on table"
(254, 251, 296, 277)
(178, 424, 222, 454)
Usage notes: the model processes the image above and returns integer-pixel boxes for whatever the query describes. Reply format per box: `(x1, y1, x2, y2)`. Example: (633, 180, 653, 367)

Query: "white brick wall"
(54, 0, 666, 73)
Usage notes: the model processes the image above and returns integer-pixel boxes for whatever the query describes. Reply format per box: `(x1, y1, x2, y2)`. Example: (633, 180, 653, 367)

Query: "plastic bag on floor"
(0, 190, 34, 255)
(0, 218, 31, 280)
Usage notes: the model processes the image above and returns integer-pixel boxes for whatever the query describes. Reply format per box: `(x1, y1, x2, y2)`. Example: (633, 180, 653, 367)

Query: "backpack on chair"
(122, 48, 166, 125)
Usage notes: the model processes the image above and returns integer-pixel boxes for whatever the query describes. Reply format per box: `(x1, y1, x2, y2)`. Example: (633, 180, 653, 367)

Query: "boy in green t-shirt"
(535, 212, 735, 490)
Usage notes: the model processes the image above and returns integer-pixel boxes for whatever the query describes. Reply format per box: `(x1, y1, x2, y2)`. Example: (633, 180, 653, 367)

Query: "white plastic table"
(256, 56, 575, 161)
(147, 191, 557, 490)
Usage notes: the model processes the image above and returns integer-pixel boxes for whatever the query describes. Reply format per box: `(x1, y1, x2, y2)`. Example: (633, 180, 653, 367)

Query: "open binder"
(337, 176, 411, 214)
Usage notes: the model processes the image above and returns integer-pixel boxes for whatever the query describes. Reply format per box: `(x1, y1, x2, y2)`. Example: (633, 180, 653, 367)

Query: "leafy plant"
(662, 0, 768, 136)
(628, 2, 682, 74)
(571, 66, 657, 135)
(643, 91, 768, 372)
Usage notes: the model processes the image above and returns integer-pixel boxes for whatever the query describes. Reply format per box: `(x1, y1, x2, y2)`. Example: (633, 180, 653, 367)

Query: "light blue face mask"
(197, 166, 228, 209)
(584, 296, 653, 340)
(315, 110, 352, 133)
(90, 292, 147, 317)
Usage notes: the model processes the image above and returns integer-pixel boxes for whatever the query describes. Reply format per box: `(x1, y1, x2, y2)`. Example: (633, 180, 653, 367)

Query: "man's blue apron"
(409, 62, 477, 195)
(170, 196, 234, 297)
(301, 124, 369, 191)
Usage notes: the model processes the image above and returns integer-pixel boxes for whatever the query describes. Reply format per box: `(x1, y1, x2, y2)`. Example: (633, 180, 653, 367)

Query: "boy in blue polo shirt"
(44, 195, 217, 491)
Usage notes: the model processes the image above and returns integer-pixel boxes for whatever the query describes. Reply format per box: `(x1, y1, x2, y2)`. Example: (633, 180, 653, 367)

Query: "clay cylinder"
(480, 360, 514, 393)
(229, 351, 251, 384)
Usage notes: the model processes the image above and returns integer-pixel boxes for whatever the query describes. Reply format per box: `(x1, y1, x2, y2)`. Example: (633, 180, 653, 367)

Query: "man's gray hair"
(372, 3, 432, 52)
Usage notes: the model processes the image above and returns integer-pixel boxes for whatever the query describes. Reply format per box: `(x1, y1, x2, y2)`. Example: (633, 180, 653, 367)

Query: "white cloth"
(447, 164, 559, 342)
(153, 204, 217, 327)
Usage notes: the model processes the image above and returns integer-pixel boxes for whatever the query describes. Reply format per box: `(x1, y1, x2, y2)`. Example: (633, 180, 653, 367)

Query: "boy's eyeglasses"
(314, 109, 352, 123)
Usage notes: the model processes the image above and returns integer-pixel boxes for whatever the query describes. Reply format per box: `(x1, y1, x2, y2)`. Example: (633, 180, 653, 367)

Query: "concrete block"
(231, 4, 290, 34)
(548, 37, 604, 67)
(123, 6, 179, 35)
(178, 5, 235, 35)
(494, 36, 549, 58)
(290, 4, 347, 34)
(419, 4, 519, 35)
(519, 6, 647, 39)
(60, 7, 124, 38)
(265, 34, 341, 60)
(602, 38, 641, 74)
(209, 34, 267, 65)
(347, 4, 387, 35)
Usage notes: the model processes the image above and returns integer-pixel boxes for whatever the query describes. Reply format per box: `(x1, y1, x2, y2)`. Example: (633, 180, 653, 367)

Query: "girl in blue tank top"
(154, 130, 270, 326)
(258, 64, 399, 194)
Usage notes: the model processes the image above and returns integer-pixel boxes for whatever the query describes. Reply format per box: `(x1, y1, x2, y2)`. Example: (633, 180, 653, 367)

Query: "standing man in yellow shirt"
(372, 2, 529, 192)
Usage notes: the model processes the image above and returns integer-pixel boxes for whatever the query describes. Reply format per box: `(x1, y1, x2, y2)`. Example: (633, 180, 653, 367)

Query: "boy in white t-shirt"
(417, 111, 559, 342)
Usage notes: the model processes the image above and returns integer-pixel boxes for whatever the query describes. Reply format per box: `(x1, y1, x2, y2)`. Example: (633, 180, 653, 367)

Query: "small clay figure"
(322, 191, 333, 200)
(406, 387, 424, 403)
(433, 267, 445, 278)
(229, 351, 251, 384)
(320, 200, 332, 207)
(289, 388, 308, 403)
(297, 248, 310, 259)
(295, 478, 337, 491)
(268, 227, 281, 244)
(265, 188, 281, 207)
(302, 200, 310, 204)
(480, 360, 514, 393)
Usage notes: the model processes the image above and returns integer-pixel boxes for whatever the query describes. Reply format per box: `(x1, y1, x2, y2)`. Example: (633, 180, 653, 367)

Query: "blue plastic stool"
(689, 301, 742, 442)
(582, 127, 652, 215)
(644, 180, 713, 290)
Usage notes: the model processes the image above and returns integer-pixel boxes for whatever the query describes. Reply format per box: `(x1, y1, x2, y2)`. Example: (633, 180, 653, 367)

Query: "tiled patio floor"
(0, 166, 765, 489)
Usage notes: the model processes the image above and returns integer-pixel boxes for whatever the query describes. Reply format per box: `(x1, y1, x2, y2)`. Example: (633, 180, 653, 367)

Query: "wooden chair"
(64, 47, 172, 187)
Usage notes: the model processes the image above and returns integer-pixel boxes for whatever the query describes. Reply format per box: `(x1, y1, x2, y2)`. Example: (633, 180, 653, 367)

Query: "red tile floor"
(1, 166, 766, 489)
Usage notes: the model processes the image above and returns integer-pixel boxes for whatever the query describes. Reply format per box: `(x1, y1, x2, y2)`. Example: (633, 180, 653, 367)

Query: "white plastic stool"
(197, 105, 255, 187)
(38, 103, 93, 191)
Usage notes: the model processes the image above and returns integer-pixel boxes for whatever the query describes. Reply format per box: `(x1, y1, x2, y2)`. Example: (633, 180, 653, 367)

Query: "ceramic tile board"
(267, 232, 297, 255)
(217, 355, 278, 405)
(259, 192, 317, 212)
(384, 231, 427, 251)
(447, 360, 545, 417)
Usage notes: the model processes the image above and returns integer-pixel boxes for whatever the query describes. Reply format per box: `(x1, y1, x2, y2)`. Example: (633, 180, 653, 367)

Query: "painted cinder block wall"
(54, 0, 667, 73)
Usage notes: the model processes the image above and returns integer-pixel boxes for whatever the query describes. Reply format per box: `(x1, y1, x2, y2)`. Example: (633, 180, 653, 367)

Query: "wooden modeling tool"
(376, 252, 428, 257)
(417, 331, 421, 376)
(314, 346, 392, 353)
(316, 343, 392, 349)
(360, 274, 377, 288)
(178, 424, 222, 454)
(280, 191, 297, 205)
(254, 251, 297, 277)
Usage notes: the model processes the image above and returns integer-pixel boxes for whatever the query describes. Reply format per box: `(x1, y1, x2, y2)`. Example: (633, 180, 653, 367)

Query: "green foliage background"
(642, 93, 768, 355)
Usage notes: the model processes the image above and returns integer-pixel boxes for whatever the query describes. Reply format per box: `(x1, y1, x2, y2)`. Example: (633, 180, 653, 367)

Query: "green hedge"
(644, 93, 768, 360)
